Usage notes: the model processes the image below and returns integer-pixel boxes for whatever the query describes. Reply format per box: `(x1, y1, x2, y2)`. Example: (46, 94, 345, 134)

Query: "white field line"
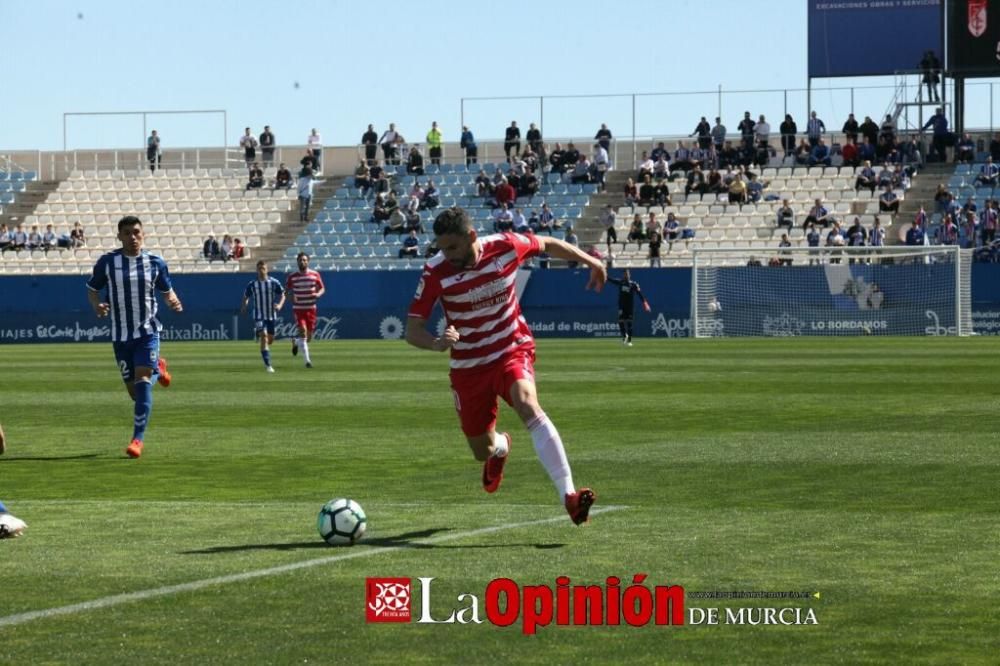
(0, 504, 628, 629)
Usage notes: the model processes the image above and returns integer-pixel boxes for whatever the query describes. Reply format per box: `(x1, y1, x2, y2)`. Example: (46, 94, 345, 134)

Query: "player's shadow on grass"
(181, 528, 565, 555)
(0, 453, 101, 462)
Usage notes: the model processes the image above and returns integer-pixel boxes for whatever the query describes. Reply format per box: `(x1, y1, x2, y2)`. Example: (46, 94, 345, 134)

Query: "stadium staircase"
(893, 161, 953, 244)
(238, 176, 344, 271)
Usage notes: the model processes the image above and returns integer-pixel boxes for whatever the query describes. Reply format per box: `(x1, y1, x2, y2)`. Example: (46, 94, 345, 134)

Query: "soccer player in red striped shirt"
(285, 252, 325, 368)
(406, 208, 607, 525)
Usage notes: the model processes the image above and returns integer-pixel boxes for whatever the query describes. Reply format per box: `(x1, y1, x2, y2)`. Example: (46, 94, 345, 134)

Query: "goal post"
(690, 246, 972, 337)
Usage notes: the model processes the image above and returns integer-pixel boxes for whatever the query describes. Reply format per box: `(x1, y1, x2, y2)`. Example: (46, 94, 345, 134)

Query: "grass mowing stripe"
(0, 504, 628, 630)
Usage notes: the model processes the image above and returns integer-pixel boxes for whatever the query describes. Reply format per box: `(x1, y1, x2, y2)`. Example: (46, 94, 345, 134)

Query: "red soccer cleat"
(157, 357, 171, 388)
(125, 438, 144, 459)
(565, 488, 596, 525)
(482, 432, 512, 494)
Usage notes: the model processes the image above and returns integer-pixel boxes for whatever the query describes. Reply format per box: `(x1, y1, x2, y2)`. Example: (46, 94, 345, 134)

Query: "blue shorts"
(112, 335, 160, 383)
(254, 319, 276, 336)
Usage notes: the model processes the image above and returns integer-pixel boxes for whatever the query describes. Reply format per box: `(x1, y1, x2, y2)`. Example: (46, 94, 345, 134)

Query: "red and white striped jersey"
(285, 269, 324, 310)
(409, 232, 540, 373)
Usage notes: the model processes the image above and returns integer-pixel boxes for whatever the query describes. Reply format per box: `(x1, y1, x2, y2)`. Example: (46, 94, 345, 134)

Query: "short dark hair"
(256, 260, 267, 269)
(296, 251, 309, 260)
(118, 215, 142, 232)
(433, 207, 473, 237)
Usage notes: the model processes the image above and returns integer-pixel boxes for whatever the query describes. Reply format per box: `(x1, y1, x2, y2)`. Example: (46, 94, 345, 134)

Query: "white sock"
(491, 432, 509, 458)
(527, 413, 575, 500)
(301, 338, 311, 363)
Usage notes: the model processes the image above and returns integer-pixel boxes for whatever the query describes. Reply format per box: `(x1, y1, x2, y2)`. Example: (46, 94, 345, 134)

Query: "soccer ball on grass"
(317, 498, 367, 546)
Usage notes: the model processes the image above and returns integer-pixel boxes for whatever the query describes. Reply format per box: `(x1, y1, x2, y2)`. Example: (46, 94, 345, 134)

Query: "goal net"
(690, 247, 972, 337)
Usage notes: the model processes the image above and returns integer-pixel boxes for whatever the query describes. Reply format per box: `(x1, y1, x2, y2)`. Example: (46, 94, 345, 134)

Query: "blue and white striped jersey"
(86, 250, 173, 342)
(244, 277, 284, 321)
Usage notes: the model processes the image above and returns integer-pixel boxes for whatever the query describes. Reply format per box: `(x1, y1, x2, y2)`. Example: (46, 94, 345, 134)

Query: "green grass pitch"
(0, 338, 998, 664)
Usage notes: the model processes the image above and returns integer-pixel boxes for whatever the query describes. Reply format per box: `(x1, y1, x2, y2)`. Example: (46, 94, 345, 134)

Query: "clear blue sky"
(1, 0, 998, 152)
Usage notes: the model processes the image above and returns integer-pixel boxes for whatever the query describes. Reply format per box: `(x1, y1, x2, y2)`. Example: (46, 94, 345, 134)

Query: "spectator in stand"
(922, 107, 949, 162)
(42, 224, 57, 252)
(671, 141, 693, 173)
(652, 154, 670, 180)
(475, 169, 493, 198)
(297, 166, 319, 222)
(754, 140, 773, 168)
(855, 160, 877, 192)
(727, 173, 748, 204)
(846, 217, 867, 248)
(220, 234, 234, 261)
(876, 163, 895, 189)
(504, 121, 521, 159)
(937, 214, 959, 245)
(70, 221, 85, 247)
(520, 170, 539, 198)
(562, 142, 580, 172)
(870, 216, 886, 252)
(353, 159, 371, 196)
(570, 154, 592, 184)
(526, 122, 542, 155)
(562, 226, 579, 268)
(719, 140, 739, 168)
(395, 131, 411, 165)
(307, 128, 323, 173)
(655, 178, 672, 208)
(426, 122, 443, 165)
(460, 125, 477, 165)
(537, 203, 559, 234)
(647, 230, 662, 268)
(755, 115, 771, 146)
(259, 125, 275, 166)
(494, 177, 516, 209)
(685, 165, 706, 196)
(956, 133, 976, 163)
(879, 114, 896, 146)
(779, 114, 798, 158)
(398, 229, 421, 259)
(299, 148, 315, 173)
(521, 146, 539, 173)
(651, 140, 670, 163)
(691, 117, 711, 150)
(379, 123, 399, 165)
(638, 175, 656, 206)
(405, 193, 421, 224)
(382, 205, 406, 238)
(232, 237, 246, 260)
(10, 224, 26, 251)
(407, 144, 425, 176)
(623, 177, 638, 209)
(975, 156, 1000, 186)
(511, 207, 530, 234)
(776, 198, 795, 230)
(804, 198, 834, 229)
(246, 161, 264, 190)
(826, 221, 846, 263)
(203, 234, 220, 261)
(858, 115, 879, 146)
(706, 168, 723, 194)
(663, 212, 680, 252)
(361, 124, 379, 165)
(371, 169, 390, 198)
(26, 224, 42, 250)
(548, 143, 565, 174)
(778, 233, 793, 265)
(921, 50, 942, 102)
(596, 123, 614, 153)
(627, 213, 646, 250)
(598, 204, 617, 249)
(806, 111, 826, 148)
(858, 136, 877, 165)
(841, 138, 859, 168)
(636, 151, 654, 181)
(794, 138, 812, 165)
(422, 180, 440, 210)
(805, 222, 821, 263)
(842, 113, 859, 144)
(592, 143, 610, 190)
(808, 138, 832, 166)
(146, 129, 161, 173)
(982, 201, 998, 245)
(0, 223, 10, 252)
(240, 127, 258, 168)
(737, 111, 756, 149)
(961, 210, 978, 248)
(906, 216, 926, 246)
(747, 173, 767, 203)
(274, 162, 293, 190)
(644, 212, 661, 240)
(933, 184, 952, 214)
(990, 134, 1000, 162)
(711, 117, 727, 153)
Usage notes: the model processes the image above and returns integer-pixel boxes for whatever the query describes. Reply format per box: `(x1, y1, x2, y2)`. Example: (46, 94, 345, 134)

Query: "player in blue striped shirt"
(86, 216, 184, 459)
(240, 260, 286, 372)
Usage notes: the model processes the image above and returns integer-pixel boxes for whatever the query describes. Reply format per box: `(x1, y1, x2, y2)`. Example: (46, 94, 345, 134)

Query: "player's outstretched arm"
(164, 289, 184, 312)
(239, 294, 250, 315)
(405, 316, 459, 352)
(537, 237, 607, 291)
(87, 288, 110, 318)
